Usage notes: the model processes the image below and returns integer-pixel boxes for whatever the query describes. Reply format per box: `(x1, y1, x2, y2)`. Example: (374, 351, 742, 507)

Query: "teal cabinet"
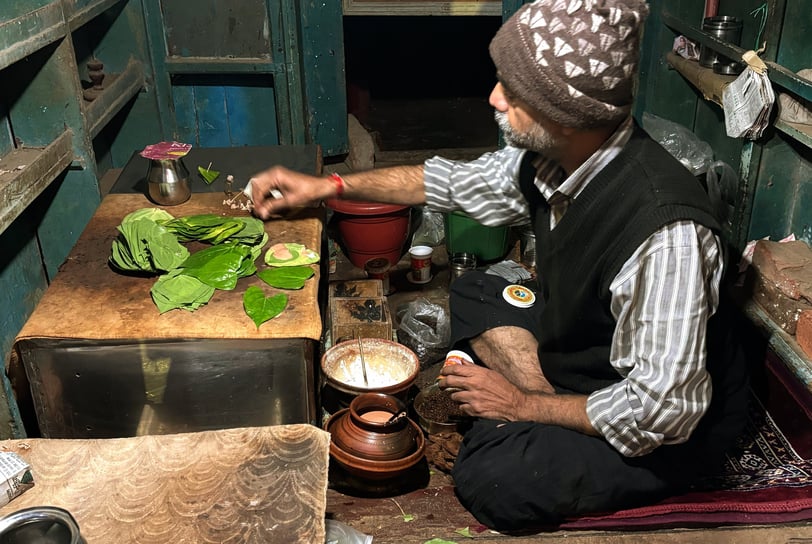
(0, 0, 160, 438)
(0, 0, 348, 438)
(636, 0, 812, 391)
(637, 0, 812, 252)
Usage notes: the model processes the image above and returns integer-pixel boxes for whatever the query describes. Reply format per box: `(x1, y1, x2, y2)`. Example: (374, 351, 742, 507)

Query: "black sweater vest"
(519, 123, 722, 395)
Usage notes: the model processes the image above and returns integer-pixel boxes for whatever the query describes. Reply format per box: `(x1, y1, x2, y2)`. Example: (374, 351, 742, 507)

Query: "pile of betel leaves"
(109, 208, 318, 328)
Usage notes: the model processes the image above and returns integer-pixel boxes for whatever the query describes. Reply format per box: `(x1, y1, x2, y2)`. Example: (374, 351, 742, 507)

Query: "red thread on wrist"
(329, 172, 345, 199)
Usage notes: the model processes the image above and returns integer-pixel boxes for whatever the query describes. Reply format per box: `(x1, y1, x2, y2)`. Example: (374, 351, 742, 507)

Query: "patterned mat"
(560, 355, 812, 529)
(0, 425, 331, 543)
(699, 398, 812, 492)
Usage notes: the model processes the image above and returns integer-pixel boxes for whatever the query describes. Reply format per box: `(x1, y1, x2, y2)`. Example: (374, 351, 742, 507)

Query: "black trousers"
(448, 272, 712, 531)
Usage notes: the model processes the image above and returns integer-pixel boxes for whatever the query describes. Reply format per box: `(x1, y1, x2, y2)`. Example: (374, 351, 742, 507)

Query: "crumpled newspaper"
(0, 451, 34, 506)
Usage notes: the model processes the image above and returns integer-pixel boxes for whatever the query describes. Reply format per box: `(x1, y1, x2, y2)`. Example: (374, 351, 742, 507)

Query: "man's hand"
(440, 363, 599, 435)
(440, 364, 527, 421)
(249, 166, 336, 219)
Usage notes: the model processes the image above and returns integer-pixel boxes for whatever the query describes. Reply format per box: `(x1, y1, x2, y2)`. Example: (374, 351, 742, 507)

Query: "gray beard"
(494, 110, 558, 157)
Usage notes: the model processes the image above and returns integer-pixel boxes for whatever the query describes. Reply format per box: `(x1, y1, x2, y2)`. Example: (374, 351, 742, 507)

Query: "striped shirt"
(423, 119, 724, 457)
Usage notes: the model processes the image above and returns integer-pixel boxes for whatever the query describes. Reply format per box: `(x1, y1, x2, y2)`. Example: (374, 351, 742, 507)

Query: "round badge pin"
(502, 284, 535, 308)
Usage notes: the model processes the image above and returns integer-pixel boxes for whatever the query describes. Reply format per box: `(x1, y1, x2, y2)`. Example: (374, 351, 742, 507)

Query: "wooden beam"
(0, 3, 66, 72)
(85, 58, 146, 138)
(0, 131, 74, 236)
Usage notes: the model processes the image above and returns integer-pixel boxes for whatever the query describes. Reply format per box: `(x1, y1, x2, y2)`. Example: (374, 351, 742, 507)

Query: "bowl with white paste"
(321, 338, 419, 399)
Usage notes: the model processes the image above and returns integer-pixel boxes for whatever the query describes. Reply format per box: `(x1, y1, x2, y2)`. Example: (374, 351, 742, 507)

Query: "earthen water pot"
(326, 397, 426, 481)
(330, 393, 418, 461)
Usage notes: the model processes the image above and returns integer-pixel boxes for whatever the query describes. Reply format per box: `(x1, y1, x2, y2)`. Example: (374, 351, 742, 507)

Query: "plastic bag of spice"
(396, 297, 450, 369)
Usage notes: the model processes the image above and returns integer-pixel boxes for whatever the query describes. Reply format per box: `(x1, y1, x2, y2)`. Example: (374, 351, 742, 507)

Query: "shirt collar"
(532, 117, 634, 203)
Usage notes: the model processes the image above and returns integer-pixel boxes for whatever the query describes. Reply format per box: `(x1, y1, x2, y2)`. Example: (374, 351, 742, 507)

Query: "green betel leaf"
(197, 165, 220, 184)
(180, 244, 252, 290)
(161, 214, 245, 244)
(121, 208, 175, 225)
(257, 266, 314, 289)
(110, 218, 189, 273)
(150, 270, 215, 313)
(243, 286, 287, 328)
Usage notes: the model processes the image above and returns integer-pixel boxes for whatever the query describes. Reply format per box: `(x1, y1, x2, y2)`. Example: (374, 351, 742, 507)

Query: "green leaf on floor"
(423, 539, 458, 544)
(454, 526, 474, 538)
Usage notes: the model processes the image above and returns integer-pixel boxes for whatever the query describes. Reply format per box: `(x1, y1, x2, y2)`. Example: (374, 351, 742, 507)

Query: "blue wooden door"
(143, 0, 347, 156)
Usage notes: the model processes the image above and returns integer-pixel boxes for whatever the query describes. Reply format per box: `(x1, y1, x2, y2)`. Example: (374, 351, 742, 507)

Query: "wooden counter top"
(15, 192, 323, 343)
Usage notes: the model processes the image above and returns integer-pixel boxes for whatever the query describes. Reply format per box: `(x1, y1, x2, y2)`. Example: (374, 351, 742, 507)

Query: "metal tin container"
(698, 16, 743, 74)
(449, 252, 476, 285)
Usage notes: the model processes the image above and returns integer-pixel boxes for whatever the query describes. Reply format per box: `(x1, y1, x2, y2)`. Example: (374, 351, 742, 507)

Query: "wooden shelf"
(67, 0, 126, 31)
(341, 0, 501, 16)
(665, 52, 735, 107)
(0, 3, 66, 72)
(164, 57, 280, 74)
(775, 119, 812, 148)
(743, 299, 812, 390)
(666, 53, 812, 151)
(84, 58, 145, 138)
(662, 11, 812, 104)
(0, 131, 74, 236)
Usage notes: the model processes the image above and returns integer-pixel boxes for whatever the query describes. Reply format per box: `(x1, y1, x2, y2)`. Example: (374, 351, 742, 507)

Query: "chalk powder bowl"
(321, 338, 419, 399)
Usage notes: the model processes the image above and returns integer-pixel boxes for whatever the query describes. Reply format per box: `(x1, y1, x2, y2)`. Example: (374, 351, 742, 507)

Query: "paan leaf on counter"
(150, 269, 215, 313)
(121, 207, 175, 225)
(179, 244, 254, 290)
(110, 208, 273, 314)
(257, 266, 314, 289)
(243, 286, 287, 328)
(161, 214, 267, 246)
(110, 218, 189, 273)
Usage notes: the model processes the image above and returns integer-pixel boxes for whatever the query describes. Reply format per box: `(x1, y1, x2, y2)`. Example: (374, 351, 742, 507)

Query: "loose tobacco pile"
(109, 208, 318, 327)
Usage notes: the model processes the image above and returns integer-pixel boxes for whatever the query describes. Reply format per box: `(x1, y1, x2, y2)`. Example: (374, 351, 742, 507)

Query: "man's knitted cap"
(490, 0, 649, 129)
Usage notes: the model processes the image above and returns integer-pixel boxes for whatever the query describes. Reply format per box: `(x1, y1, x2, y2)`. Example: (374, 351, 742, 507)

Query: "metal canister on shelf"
(698, 15, 743, 74)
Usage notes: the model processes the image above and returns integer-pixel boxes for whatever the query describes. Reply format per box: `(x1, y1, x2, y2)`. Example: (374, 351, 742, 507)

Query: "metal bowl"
(412, 383, 463, 434)
(0, 506, 84, 544)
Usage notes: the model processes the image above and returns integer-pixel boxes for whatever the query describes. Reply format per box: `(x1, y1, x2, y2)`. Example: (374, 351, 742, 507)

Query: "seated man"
(249, 0, 750, 531)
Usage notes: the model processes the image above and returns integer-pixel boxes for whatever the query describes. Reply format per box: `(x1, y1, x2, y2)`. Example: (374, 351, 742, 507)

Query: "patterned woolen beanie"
(489, 0, 649, 129)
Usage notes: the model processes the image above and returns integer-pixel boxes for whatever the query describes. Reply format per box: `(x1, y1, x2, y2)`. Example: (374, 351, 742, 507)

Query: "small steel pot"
(146, 157, 191, 206)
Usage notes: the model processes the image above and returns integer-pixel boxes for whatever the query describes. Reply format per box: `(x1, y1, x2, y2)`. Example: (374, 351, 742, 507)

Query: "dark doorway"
(344, 15, 501, 152)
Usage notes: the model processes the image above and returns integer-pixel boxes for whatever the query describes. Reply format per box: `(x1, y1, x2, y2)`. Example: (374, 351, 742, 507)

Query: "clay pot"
(321, 338, 419, 399)
(326, 393, 426, 480)
(326, 199, 410, 268)
(331, 393, 417, 461)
